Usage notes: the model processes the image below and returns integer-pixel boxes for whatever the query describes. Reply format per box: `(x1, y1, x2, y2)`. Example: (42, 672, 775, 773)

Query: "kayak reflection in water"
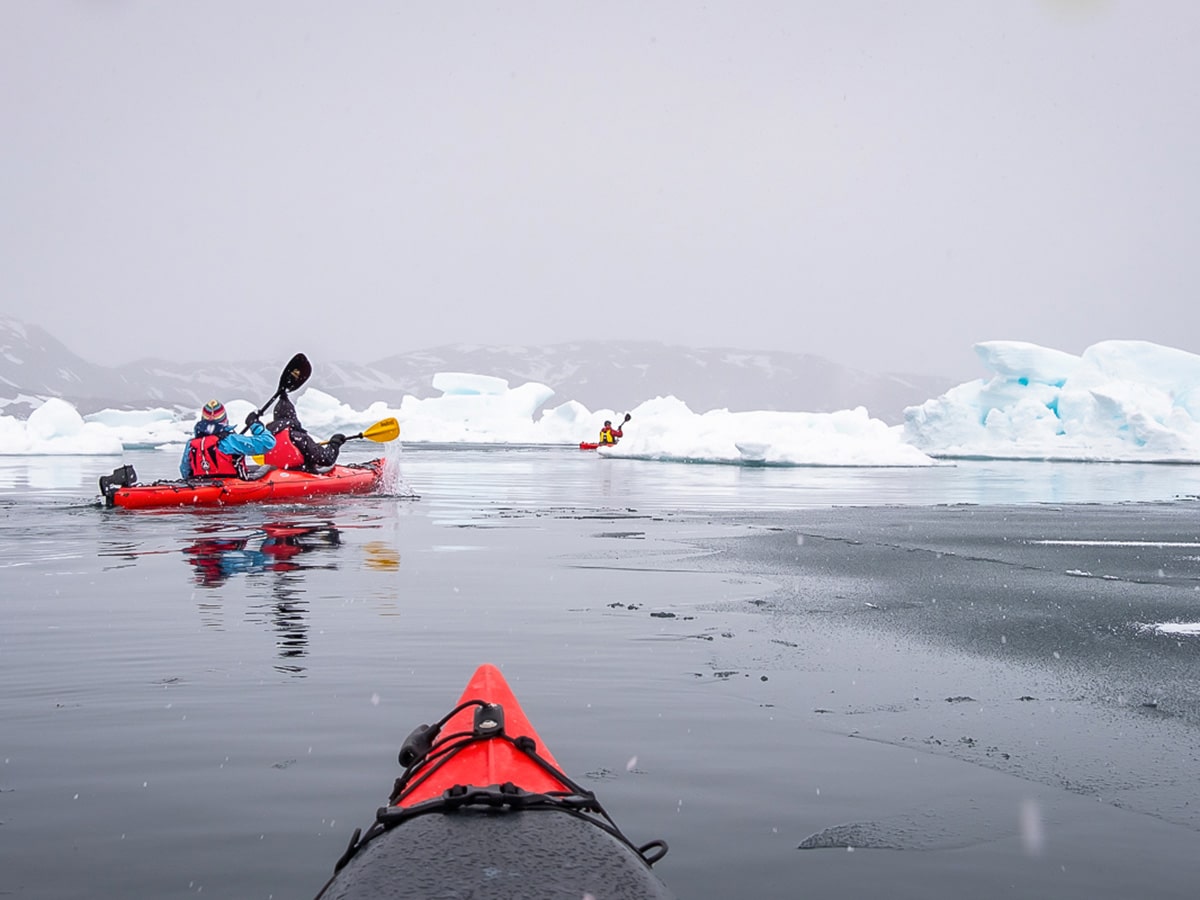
(182, 522, 342, 677)
(183, 522, 342, 588)
(184, 537, 264, 587)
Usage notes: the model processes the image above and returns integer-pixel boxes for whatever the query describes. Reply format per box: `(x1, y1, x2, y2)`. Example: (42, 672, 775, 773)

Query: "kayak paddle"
(320, 417, 401, 445)
(252, 417, 401, 464)
(242, 352, 312, 434)
(348, 417, 400, 443)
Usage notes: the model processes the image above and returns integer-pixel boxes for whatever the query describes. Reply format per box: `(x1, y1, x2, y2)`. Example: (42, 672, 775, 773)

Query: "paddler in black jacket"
(263, 391, 347, 472)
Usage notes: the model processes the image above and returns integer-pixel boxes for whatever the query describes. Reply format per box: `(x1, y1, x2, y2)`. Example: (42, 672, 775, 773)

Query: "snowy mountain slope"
(0, 318, 954, 424)
(359, 342, 954, 424)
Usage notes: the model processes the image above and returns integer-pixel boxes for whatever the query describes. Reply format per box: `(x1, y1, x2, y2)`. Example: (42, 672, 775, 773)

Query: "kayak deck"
(324, 807, 675, 900)
(394, 661, 571, 807)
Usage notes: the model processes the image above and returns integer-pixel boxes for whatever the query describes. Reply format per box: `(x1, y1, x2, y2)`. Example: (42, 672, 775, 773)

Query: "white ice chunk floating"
(0, 397, 123, 455)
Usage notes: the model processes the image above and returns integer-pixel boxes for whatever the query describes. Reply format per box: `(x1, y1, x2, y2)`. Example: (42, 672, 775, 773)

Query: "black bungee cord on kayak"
(314, 698, 669, 898)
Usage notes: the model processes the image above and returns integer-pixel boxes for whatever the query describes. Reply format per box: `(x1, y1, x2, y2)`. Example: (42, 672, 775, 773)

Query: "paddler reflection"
(183, 520, 343, 677)
(183, 521, 342, 587)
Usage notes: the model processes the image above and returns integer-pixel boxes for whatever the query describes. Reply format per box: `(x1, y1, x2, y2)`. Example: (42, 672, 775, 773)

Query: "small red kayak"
(101, 460, 385, 510)
(579, 441, 601, 450)
(317, 663, 674, 899)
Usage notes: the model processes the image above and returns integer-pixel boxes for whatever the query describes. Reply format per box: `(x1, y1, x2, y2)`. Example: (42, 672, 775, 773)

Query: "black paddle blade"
(245, 353, 313, 434)
(280, 353, 312, 393)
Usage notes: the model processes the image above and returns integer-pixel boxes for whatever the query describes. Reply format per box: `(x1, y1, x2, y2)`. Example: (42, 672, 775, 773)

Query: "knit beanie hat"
(201, 400, 228, 425)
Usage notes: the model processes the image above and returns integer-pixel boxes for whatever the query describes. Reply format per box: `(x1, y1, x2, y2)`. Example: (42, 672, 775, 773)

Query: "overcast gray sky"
(2, 1, 1197, 379)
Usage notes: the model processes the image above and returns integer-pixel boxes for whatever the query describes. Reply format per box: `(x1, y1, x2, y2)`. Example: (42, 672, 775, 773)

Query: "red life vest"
(186, 435, 245, 479)
(262, 428, 306, 469)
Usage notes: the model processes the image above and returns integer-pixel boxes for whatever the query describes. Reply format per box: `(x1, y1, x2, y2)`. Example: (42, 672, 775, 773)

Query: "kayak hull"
(105, 460, 385, 509)
(320, 663, 675, 899)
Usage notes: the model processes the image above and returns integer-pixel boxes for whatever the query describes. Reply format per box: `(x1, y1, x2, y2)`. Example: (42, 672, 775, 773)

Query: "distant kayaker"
(598, 413, 630, 445)
(264, 390, 347, 472)
(180, 400, 276, 480)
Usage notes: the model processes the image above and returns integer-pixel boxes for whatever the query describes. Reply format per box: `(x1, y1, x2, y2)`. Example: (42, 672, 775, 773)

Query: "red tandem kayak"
(315, 663, 674, 899)
(101, 459, 385, 509)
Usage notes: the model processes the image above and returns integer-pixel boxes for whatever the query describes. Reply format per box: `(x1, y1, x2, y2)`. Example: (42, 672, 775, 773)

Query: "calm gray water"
(3, 445, 1200, 898)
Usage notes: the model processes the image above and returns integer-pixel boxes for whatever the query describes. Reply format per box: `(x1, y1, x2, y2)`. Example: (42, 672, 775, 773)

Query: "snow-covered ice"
(904, 340, 1200, 462)
(0, 398, 123, 455)
(599, 397, 930, 466)
(4, 340, 1200, 467)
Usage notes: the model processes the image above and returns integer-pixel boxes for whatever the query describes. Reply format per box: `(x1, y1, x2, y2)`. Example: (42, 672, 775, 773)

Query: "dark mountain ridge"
(0, 318, 958, 425)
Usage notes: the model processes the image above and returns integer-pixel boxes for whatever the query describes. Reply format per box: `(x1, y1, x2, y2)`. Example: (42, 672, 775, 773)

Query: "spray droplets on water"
(379, 448, 418, 498)
(625, 755, 638, 772)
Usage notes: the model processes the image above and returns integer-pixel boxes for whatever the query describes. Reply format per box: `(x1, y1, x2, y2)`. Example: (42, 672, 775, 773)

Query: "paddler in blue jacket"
(179, 399, 276, 479)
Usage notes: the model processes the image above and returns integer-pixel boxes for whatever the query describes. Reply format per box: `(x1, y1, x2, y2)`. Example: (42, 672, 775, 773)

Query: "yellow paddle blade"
(319, 417, 401, 445)
(362, 417, 400, 443)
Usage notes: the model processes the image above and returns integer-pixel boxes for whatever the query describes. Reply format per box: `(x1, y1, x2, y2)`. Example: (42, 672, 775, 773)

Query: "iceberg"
(904, 340, 1200, 462)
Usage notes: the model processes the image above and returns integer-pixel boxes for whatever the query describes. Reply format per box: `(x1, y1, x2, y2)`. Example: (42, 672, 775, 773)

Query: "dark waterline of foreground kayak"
(2, 448, 1200, 898)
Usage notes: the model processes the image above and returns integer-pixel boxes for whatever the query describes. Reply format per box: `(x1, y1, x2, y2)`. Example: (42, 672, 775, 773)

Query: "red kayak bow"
(317, 663, 674, 899)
